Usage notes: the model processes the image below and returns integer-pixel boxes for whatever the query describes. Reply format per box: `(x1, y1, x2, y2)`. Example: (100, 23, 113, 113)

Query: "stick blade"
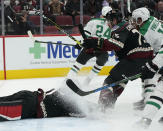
(27, 30, 35, 43)
(66, 79, 89, 96)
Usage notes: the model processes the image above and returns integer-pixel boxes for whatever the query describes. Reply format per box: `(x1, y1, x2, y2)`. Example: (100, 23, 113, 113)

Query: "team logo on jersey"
(126, 24, 133, 31)
(114, 33, 119, 38)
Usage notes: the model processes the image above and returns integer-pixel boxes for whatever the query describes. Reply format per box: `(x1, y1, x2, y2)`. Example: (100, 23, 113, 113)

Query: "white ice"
(0, 76, 162, 131)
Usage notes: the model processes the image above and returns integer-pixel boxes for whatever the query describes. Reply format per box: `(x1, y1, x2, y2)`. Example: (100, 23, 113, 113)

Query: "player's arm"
(82, 37, 124, 51)
(141, 45, 163, 80)
(152, 46, 163, 69)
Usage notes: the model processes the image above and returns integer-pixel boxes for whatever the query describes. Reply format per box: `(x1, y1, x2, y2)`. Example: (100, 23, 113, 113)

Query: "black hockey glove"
(82, 37, 104, 49)
(158, 67, 163, 75)
(141, 61, 159, 80)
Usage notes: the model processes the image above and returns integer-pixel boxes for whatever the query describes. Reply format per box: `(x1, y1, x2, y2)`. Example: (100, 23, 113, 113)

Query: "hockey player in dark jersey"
(79, 10, 154, 111)
(0, 88, 87, 121)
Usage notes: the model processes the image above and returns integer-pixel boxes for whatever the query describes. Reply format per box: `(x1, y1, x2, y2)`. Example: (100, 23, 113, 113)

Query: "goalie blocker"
(0, 89, 85, 122)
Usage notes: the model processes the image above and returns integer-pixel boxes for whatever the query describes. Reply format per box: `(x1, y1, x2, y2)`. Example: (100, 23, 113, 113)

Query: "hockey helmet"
(108, 9, 123, 24)
(132, 7, 150, 25)
(102, 6, 112, 17)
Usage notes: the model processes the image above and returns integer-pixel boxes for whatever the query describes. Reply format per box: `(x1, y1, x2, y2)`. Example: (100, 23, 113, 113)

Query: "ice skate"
(133, 99, 145, 111)
(135, 117, 152, 129)
(98, 88, 117, 112)
(158, 117, 163, 124)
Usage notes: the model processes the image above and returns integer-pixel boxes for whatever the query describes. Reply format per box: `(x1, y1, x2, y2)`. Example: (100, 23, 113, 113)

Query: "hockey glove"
(158, 67, 163, 75)
(82, 37, 104, 49)
(141, 61, 159, 80)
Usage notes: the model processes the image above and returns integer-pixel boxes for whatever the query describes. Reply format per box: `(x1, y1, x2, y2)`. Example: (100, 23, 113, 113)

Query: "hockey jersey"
(139, 16, 163, 53)
(84, 18, 111, 39)
(84, 21, 154, 60)
(153, 46, 163, 68)
(108, 21, 154, 60)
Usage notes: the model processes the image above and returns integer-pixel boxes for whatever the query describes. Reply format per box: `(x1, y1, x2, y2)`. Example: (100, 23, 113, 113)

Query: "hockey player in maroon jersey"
(79, 10, 154, 111)
(0, 88, 86, 121)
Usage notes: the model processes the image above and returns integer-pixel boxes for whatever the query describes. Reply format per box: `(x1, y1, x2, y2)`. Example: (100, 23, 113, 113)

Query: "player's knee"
(96, 58, 108, 66)
(103, 77, 114, 86)
(112, 83, 126, 97)
(96, 53, 108, 66)
(76, 59, 87, 65)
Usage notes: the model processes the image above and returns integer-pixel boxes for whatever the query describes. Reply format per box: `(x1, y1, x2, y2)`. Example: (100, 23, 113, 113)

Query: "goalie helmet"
(132, 7, 150, 25)
(102, 6, 112, 17)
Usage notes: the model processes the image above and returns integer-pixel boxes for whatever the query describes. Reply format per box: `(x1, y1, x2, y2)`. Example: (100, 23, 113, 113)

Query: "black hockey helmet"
(107, 9, 123, 24)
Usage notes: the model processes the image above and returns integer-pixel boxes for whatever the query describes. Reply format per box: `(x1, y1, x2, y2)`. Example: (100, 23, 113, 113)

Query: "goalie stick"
(66, 73, 141, 96)
(27, 30, 75, 46)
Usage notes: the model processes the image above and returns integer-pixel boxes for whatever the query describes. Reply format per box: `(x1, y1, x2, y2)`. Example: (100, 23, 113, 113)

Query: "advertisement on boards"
(5, 35, 118, 70)
(3, 35, 118, 79)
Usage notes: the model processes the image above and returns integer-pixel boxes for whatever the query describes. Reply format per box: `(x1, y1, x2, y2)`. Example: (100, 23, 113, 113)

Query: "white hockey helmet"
(102, 6, 112, 17)
(132, 7, 150, 24)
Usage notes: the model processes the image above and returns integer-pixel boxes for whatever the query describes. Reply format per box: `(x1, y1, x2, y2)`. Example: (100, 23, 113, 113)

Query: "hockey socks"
(67, 62, 83, 77)
(142, 89, 163, 121)
(0, 100, 22, 121)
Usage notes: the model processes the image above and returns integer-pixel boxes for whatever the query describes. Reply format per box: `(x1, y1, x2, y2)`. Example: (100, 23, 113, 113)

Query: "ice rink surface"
(0, 76, 162, 131)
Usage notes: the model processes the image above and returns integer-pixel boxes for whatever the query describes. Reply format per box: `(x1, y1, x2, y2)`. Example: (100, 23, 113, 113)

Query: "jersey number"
(96, 25, 111, 39)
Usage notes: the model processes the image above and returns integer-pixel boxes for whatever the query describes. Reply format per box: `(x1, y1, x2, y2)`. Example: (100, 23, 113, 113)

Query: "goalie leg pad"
(0, 100, 22, 121)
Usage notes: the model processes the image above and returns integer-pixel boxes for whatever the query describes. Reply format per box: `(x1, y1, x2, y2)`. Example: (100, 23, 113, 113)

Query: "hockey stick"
(27, 30, 75, 46)
(127, 0, 131, 13)
(120, 0, 125, 19)
(78, 24, 87, 39)
(35, 11, 82, 46)
(66, 73, 141, 96)
(35, 40, 75, 46)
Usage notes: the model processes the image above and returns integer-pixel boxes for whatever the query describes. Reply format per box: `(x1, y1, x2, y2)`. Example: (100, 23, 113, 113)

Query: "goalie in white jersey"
(131, 7, 163, 111)
(67, 6, 112, 86)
